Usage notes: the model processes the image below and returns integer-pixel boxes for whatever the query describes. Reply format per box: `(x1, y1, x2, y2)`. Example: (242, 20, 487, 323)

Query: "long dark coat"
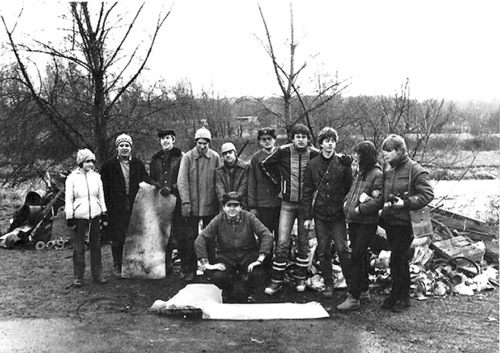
(100, 157, 151, 244)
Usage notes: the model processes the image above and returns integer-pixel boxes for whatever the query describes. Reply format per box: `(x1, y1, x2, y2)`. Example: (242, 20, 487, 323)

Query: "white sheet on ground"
(150, 283, 329, 320)
(202, 301, 329, 320)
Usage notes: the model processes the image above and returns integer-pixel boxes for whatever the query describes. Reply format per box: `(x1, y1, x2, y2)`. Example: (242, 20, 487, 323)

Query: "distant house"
(442, 121, 470, 134)
(235, 116, 260, 137)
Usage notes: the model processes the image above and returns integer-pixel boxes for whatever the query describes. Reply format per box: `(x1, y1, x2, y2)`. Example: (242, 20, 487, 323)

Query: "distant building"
(235, 116, 260, 138)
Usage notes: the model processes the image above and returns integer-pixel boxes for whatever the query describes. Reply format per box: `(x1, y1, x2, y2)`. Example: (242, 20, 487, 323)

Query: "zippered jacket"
(343, 164, 383, 224)
(259, 143, 319, 203)
(380, 156, 434, 226)
(301, 153, 353, 221)
(65, 168, 107, 220)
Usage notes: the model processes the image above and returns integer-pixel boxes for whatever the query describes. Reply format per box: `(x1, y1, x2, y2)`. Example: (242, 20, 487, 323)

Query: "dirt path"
(1, 316, 397, 353)
(0, 245, 498, 353)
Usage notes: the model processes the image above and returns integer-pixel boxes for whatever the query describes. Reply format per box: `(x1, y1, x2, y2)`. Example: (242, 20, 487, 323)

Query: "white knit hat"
(115, 133, 133, 147)
(194, 127, 211, 141)
(221, 142, 236, 154)
(76, 149, 96, 165)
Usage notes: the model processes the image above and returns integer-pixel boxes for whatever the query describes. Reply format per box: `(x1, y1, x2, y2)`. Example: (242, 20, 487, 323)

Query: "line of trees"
(0, 2, 497, 182)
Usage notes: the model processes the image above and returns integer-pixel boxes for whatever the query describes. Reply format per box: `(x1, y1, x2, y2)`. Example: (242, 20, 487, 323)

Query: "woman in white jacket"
(65, 149, 107, 287)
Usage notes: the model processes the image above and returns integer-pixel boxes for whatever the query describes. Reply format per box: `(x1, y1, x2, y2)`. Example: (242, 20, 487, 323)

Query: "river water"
(431, 179, 499, 222)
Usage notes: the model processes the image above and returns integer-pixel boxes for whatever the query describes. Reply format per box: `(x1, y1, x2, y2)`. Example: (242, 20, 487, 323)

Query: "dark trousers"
(171, 211, 197, 274)
(315, 218, 351, 287)
(73, 217, 102, 280)
(210, 260, 267, 298)
(255, 206, 280, 267)
(111, 196, 132, 267)
(381, 221, 413, 301)
(348, 223, 377, 299)
(255, 206, 280, 236)
(186, 214, 215, 265)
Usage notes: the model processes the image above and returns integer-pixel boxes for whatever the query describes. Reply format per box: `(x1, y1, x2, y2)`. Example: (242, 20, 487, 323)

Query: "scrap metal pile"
(0, 174, 68, 250)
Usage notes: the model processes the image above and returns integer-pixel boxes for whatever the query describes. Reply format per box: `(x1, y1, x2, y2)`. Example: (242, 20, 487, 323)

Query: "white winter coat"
(65, 168, 107, 219)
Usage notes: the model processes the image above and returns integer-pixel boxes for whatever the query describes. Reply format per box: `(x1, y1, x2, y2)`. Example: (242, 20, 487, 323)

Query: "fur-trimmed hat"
(257, 127, 277, 140)
(115, 133, 133, 147)
(76, 149, 96, 165)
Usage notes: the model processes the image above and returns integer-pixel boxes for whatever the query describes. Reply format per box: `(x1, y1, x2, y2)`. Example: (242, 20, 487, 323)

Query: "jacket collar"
(224, 212, 242, 224)
(193, 147, 213, 159)
(152, 146, 182, 159)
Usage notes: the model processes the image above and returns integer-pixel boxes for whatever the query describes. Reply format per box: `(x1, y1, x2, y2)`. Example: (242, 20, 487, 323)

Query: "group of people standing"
(64, 123, 433, 314)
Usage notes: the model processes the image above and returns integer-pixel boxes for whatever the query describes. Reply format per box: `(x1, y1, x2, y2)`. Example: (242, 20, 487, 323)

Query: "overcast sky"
(1, 0, 498, 102)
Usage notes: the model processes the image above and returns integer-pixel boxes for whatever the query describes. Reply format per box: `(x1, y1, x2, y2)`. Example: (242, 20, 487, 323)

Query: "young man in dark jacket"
(101, 133, 159, 275)
(260, 124, 319, 295)
(302, 127, 353, 299)
(247, 127, 281, 240)
(150, 129, 192, 279)
(215, 142, 249, 209)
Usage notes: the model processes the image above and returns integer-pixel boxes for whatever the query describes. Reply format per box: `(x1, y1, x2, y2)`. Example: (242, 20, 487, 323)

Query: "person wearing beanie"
(101, 133, 159, 276)
(194, 192, 273, 303)
(177, 127, 221, 268)
(149, 129, 191, 279)
(259, 124, 320, 295)
(215, 142, 249, 209)
(65, 148, 107, 287)
(247, 127, 281, 262)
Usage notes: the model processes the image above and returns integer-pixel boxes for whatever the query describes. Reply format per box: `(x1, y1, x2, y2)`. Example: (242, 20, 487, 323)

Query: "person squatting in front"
(301, 127, 353, 299)
(194, 192, 274, 302)
(65, 148, 107, 287)
(259, 124, 319, 295)
(337, 140, 383, 311)
(379, 134, 434, 313)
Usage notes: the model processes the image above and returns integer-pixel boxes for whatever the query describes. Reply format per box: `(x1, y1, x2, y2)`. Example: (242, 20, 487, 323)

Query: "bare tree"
(256, 3, 348, 142)
(1, 2, 170, 169)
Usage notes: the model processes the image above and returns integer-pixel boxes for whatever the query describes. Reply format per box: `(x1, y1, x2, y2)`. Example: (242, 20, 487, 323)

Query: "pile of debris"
(0, 173, 69, 250)
(365, 206, 498, 299)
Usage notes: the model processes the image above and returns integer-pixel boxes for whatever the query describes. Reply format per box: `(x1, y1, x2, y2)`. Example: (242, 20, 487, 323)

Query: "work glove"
(181, 203, 191, 218)
(66, 218, 76, 229)
(160, 186, 172, 197)
(338, 153, 353, 166)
